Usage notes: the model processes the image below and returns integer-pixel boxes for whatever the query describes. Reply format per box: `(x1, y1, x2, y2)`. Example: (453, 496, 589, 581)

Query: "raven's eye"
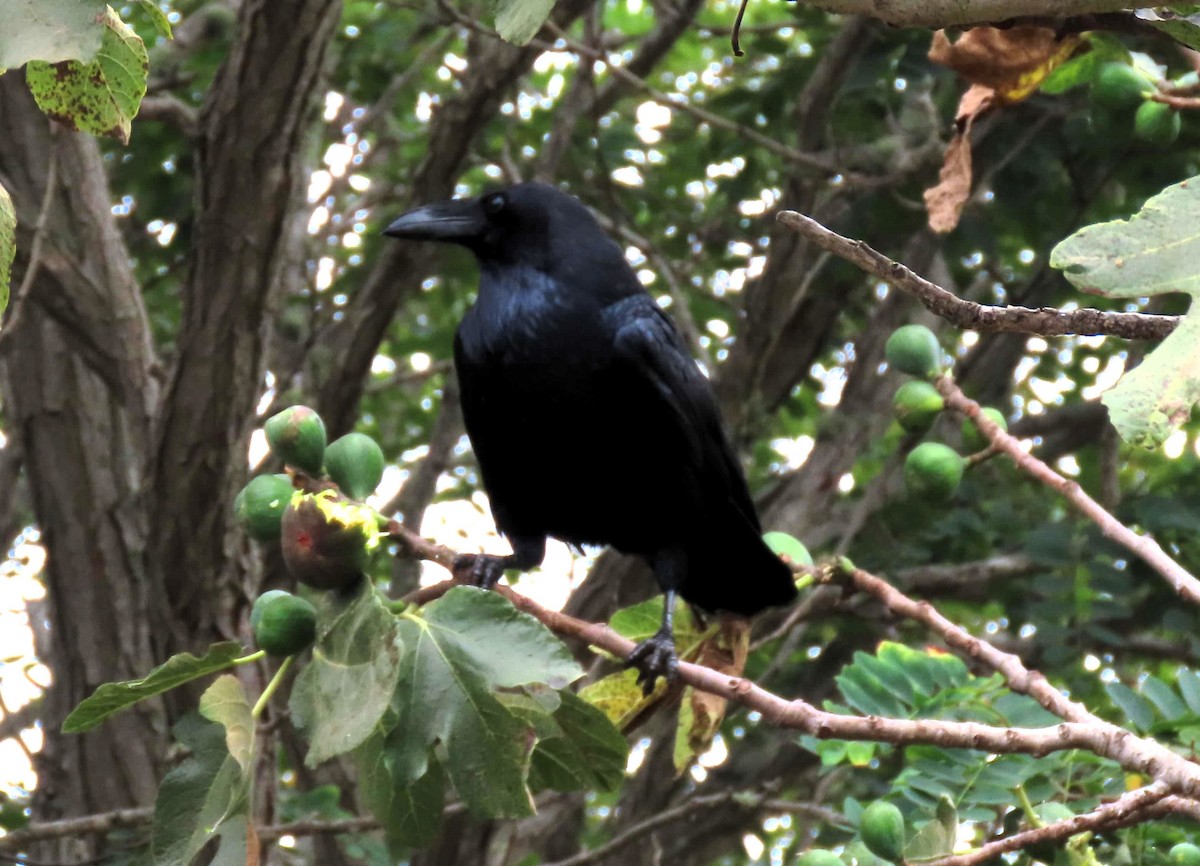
(483, 193, 506, 216)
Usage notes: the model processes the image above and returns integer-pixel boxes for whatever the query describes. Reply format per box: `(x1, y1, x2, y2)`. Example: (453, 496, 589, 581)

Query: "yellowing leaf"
(25, 6, 148, 144)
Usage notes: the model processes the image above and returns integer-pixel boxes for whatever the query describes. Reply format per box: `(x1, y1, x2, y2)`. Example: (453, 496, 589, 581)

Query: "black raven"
(384, 182, 796, 688)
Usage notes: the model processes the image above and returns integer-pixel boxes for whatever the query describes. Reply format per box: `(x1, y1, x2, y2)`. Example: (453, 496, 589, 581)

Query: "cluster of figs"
(1092, 61, 1183, 147)
(885, 325, 1006, 503)
(233, 406, 387, 657)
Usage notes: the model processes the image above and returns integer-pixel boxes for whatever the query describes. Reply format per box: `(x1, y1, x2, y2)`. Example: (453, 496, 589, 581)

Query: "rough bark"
(149, 0, 342, 640)
(0, 78, 162, 855)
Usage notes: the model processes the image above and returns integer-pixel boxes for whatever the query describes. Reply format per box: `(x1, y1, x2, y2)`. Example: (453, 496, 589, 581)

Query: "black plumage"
(385, 182, 796, 685)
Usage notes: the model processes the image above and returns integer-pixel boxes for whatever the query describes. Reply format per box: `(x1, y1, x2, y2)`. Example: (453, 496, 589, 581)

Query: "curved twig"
(775, 210, 1178, 341)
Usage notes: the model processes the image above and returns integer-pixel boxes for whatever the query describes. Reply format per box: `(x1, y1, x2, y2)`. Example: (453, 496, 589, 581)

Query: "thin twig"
(0, 138, 59, 355)
(541, 791, 846, 866)
(923, 782, 1176, 866)
(775, 210, 1179, 341)
(939, 376, 1200, 604)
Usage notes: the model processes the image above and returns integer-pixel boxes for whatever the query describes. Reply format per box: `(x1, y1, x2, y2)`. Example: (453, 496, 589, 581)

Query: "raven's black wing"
(609, 294, 796, 615)
(609, 296, 755, 521)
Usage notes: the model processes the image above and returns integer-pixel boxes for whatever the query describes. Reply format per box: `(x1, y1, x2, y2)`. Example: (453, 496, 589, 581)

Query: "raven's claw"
(454, 553, 507, 590)
(626, 629, 679, 696)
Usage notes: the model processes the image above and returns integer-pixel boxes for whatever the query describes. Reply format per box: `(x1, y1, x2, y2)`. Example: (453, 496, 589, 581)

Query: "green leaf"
(609, 595, 700, 646)
(1105, 682, 1155, 731)
(0, 0, 106, 68)
(1050, 176, 1200, 448)
(137, 0, 172, 38)
(1146, 17, 1200, 52)
(905, 796, 958, 862)
(0, 182, 13, 315)
(26, 6, 148, 145)
(390, 587, 582, 817)
(356, 732, 446, 850)
(290, 581, 402, 767)
(198, 675, 254, 772)
(62, 641, 244, 733)
(152, 713, 249, 866)
(494, 0, 554, 45)
(209, 816, 249, 866)
(530, 690, 628, 792)
(1177, 670, 1200, 714)
(1141, 676, 1188, 721)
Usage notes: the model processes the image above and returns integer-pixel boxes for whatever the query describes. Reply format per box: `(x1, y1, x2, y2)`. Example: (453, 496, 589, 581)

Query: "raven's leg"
(626, 589, 680, 695)
(455, 535, 546, 590)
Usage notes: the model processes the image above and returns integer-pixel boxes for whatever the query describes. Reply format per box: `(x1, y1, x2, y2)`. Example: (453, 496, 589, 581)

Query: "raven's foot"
(626, 629, 679, 696)
(453, 553, 507, 590)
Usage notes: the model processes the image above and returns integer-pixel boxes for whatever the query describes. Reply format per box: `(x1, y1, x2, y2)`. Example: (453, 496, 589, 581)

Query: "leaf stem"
(1017, 784, 1040, 826)
(232, 649, 266, 666)
(252, 655, 294, 719)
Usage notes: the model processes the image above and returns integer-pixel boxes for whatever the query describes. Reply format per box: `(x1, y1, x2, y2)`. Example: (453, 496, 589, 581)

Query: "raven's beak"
(383, 199, 486, 242)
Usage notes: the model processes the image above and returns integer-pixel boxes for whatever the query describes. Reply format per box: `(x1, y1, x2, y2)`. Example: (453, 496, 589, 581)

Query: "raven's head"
(383, 182, 609, 270)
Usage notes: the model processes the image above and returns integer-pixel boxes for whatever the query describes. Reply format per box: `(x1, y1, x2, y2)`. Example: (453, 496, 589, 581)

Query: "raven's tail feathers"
(683, 523, 798, 617)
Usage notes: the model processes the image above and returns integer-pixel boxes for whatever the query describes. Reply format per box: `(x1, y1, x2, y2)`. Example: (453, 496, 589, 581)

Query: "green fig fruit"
(250, 590, 317, 657)
(1134, 100, 1180, 146)
(1170, 844, 1200, 866)
(893, 381, 945, 434)
(325, 432, 386, 500)
(796, 851, 846, 866)
(265, 405, 326, 476)
(233, 474, 294, 540)
(904, 442, 965, 502)
(885, 325, 942, 379)
(962, 407, 1007, 451)
(1093, 63, 1152, 112)
(860, 801, 906, 862)
(763, 531, 814, 567)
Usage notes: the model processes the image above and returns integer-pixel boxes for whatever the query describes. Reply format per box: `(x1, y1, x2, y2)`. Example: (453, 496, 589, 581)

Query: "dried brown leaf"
(929, 27, 1083, 103)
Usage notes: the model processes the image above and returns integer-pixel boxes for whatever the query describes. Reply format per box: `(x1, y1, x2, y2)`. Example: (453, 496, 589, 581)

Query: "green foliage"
(905, 796, 957, 862)
(25, 6, 148, 144)
(494, 0, 555, 45)
(62, 641, 246, 733)
(289, 579, 402, 766)
(0, 182, 12, 315)
(386, 588, 581, 818)
(151, 712, 249, 866)
(1052, 176, 1200, 448)
(0, 0, 106, 68)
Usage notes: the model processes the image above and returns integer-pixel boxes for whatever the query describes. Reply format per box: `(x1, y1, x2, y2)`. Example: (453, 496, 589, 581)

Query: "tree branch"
(389, 523, 1200, 802)
(775, 210, 1178, 340)
(923, 783, 1181, 866)
(541, 792, 845, 866)
(786, 0, 1196, 28)
(938, 376, 1200, 604)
